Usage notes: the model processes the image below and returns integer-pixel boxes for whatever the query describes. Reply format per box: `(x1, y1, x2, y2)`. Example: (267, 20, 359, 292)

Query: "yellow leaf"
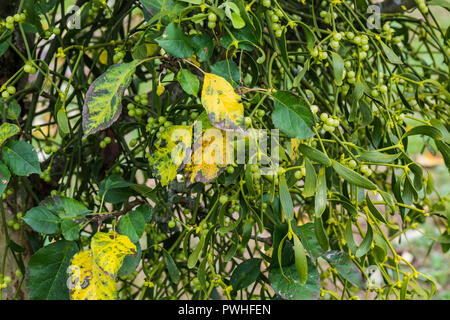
(149, 125, 193, 186)
(201, 73, 244, 132)
(68, 250, 117, 300)
(290, 138, 302, 162)
(68, 231, 136, 300)
(146, 43, 159, 56)
(184, 128, 234, 184)
(99, 50, 108, 65)
(91, 231, 137, 276)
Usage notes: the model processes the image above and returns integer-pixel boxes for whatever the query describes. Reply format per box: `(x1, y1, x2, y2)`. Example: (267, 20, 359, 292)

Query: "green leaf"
(355, 224, 373, 258)
(61, 220, 80, 241)
(220, 26, 257, 52)
(298, 143, 331, 166)
(435, 140, 450, 169)
(187, 234, 205, 268)
(155, 22, 194, 58)
(117, 208, 147, 243)
(366, 193, 387, 223)
(345, 220, 358, 254)
(1, 98, 21, 120)
(422, 233, 450, 244)
(23, 206, 60, 234)
(0, 37, 10, 58)
(332, 160, 377, 190)
(163, 249, 180, 283)
(1, 140, 42, 176)
(269, 259, 320, 300)
(293, 234, 308, 285)
(402, 125, 443, 140)
(42, 195, 91, 219)
(303, 158, 317, 197)
(82, 60, 140, 136)
(0, 161, 11, 197)
(379, 40, 402, 64)
(279, 173, 295, 220)
(428, 0, 450, 10)
(330, 52, 345, 86)
(191, 34, 214, 62)
(26, 240, 78, 300)
(314, 217, 329, 251)
(56, 108, 70, 136)
(322, 250, 365, 289)
(99, 175, 134, 204)
(314, 167, 327, 217)
(292, 222, 325, 259)
(0, 122, 20, 146)
(358, 149, 400, 163)
(177, 69, 199, 96)
(271, 91, 315, 140)
(118, 242, 142, 277)
(230, 258, 262, 291)
(210, 60, 240, 85)
(297, 21, 316, 51)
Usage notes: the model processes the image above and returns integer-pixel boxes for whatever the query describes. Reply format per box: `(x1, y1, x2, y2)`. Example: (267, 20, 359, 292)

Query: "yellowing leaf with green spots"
(201, 73, 244, 132)
(68, 231, 136, 300)
(99, 50, 108, 65)
(91, 231, 137, 276)
(68, 250, 117, 300)
(0, 122, 20, 146)
(82, 60, 140, 137)
(289, 138, 302, 162)
(184, 128, 234, 184)
(149, 125, 193, 186)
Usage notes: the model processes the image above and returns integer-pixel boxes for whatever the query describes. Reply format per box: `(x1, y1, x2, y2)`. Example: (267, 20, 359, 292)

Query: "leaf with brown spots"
(184, 128, 234, 184)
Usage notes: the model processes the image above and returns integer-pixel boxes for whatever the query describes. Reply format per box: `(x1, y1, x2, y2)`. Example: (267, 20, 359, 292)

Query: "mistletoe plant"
(0, 0, 449, 300)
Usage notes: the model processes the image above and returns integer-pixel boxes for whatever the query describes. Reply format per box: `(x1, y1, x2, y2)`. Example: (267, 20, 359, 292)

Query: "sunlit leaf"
(201, 73, 244, 132)
(69, 231, 136, 300)
(0, 122, 20, 146)
(184, 128, 234, 184)
(149, 125, 193, 186)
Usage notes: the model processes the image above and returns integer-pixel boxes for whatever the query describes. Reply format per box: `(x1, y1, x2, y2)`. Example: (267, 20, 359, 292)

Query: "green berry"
(320, 113, 329, 121)
(104, 137, 112, 144)
(99, 141, 107, 148)
(13, 223, 20, 231)
(294, 170, 303, 180)
(1, 91, 9, 98)
(168, 220, 176, 228)
(7, 86, 16, 94)
(207, 21, 216, 29)
(219, 195, 228, 204)
(226, 166, 235, 174)
(158, 116, 166, 123)
(262, 0, 271, 7)
(129, 138, 138, 148)
(208, 13, 217, 22)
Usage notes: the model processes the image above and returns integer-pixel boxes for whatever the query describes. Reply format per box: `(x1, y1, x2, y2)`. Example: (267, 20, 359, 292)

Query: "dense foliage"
(0, 0, 449, 300)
